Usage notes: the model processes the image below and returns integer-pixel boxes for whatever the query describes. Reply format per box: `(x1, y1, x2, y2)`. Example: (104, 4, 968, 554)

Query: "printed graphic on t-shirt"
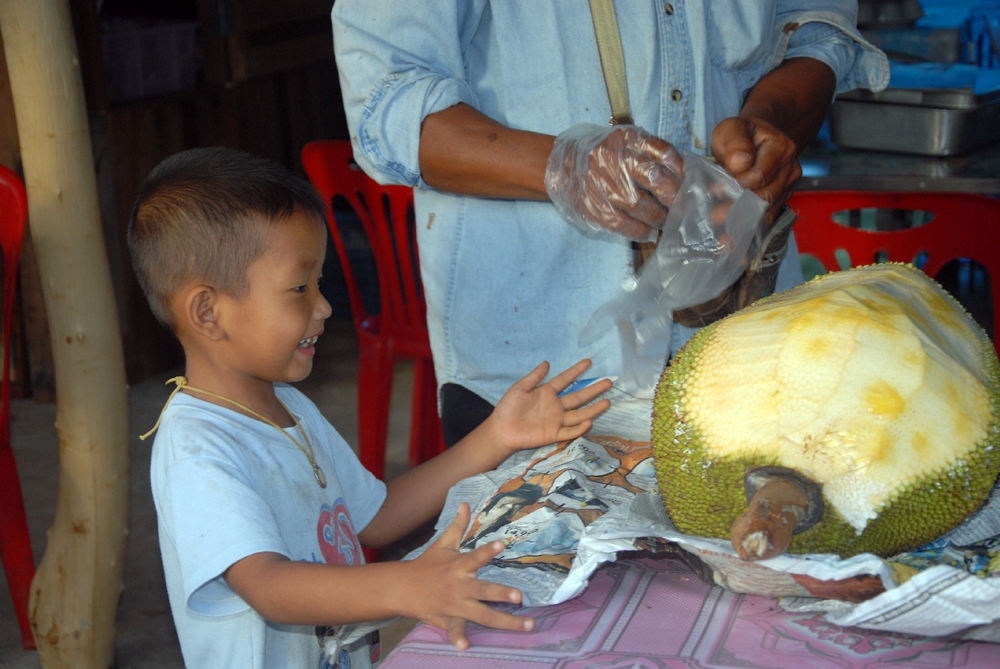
(317, 500, 362, 566)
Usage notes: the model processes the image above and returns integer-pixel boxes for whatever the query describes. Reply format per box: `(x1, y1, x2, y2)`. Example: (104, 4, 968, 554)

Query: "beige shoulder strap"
(589, 0, 633, 125)
(591, 0, 656, 270)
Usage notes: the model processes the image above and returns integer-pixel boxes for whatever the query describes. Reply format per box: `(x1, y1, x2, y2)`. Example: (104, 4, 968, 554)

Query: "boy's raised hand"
(490, 359, 612, 453)
(404, 503, 533, 649)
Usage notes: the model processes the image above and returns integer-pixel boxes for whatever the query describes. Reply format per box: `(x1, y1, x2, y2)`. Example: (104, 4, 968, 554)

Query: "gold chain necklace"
(140, 376, 328, 488)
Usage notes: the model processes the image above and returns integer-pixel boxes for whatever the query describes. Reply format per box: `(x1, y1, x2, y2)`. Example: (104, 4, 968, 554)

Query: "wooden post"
(0, 2, 129, 667)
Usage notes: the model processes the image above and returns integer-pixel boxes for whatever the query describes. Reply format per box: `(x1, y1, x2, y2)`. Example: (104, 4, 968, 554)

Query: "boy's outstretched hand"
(363, 360, 610, 554)
(490, 358, 612, 454)
(405, 502, 533, 649)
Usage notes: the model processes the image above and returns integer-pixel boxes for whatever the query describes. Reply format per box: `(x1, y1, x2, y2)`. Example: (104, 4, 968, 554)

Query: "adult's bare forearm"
(419, 103, 555, 199)
(740, 57, 836, 152)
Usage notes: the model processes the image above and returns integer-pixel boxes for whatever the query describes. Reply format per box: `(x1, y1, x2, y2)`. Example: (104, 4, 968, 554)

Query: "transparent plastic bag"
(579, 152, 768, 398)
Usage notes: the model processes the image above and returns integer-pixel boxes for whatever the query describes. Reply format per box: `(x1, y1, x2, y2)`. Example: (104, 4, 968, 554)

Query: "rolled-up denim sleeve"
(332, 0, 483, 186)
(777, 1, 890, 94)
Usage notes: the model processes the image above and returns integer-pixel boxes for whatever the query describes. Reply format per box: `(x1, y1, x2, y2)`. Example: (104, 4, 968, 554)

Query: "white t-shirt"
(150, 383, 387, 668)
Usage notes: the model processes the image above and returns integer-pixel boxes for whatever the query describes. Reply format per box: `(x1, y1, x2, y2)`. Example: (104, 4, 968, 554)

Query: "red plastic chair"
(788, 190, 1000, 353)
(0, 165, 35, 649)
(301, 140, 445, 481)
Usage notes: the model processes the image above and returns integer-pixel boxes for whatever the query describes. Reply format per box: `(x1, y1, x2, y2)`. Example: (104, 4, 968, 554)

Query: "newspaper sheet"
(408, 387, 1000, 642)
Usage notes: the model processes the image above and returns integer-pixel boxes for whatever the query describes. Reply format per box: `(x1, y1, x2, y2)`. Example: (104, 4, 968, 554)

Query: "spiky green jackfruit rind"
(651, 266, 1000, 558)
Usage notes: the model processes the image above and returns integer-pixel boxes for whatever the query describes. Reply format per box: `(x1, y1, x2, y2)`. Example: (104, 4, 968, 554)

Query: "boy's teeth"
(299, 336, 317, 347)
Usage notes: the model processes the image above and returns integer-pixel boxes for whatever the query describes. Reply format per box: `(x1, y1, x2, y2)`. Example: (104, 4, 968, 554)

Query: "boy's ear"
(182, 285, 225, 341)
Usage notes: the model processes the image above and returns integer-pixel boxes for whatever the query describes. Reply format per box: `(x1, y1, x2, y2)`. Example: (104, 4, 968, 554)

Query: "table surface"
(381, 556, 1000, 668)
(798, 137, 1000, 194)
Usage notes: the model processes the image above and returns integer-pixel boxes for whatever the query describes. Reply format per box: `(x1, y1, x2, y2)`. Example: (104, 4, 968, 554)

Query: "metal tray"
(830, 87, 1000, 156)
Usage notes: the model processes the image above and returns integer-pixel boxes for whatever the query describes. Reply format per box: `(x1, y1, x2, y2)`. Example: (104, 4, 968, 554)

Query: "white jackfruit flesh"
(651, 263, 1000, 557)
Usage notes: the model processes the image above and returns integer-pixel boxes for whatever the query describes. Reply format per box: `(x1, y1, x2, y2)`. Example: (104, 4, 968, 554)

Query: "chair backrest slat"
(0, 165, 28, 412)
(301, 140, 428, 344)
(788, 190, 1000, 352)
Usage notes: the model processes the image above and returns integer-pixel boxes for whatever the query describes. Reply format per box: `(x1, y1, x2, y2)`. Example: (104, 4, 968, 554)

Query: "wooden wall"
(1, 0, 349, 397)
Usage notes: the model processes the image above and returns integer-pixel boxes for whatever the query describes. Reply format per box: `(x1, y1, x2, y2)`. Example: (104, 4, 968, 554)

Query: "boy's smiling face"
(215, 210, 332, 386)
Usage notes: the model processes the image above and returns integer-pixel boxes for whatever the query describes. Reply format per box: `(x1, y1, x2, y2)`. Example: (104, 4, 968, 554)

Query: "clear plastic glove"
(545, 123, 684, 242)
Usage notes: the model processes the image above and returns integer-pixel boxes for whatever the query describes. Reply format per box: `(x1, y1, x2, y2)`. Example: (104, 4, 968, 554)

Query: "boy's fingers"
(571, 397, 612, 419)
(558, 399, 611, 430)
(465, 539, 505, 568)
(557, 395, 612, 438)
(435, 503, 472, 549)
(512, 361, 551, 392)
(513, 359, 604, 396)
(444, 619, 470, 650)
(440, 603, 533, 650)
(466, 602, 535, 634)
(555, 421, 593, 443)
(475, 580, 524, 605)
(449, 502, 471, 535)
(546, 359, 593, 391)
(562, 377, 613, 407)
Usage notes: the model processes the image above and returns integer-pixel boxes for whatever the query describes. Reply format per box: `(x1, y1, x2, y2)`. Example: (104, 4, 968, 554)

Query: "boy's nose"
(315, 292, 333, 320)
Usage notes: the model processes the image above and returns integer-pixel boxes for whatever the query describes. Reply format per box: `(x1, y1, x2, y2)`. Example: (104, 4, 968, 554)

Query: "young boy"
(128, 146, 612, 669)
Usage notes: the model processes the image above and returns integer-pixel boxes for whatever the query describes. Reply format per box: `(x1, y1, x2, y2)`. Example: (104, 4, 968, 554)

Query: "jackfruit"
(651, 263, 1000, 558)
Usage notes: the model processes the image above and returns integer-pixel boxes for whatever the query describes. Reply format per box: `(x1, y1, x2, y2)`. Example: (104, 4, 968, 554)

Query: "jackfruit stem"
(731, 477, 812, 560)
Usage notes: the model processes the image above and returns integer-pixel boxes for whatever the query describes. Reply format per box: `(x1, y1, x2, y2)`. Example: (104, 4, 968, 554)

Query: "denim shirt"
(332, 1, 888, 405)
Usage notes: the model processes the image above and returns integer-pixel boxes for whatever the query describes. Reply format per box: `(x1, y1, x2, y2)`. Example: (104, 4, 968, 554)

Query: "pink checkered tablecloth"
(381, 556, 1000, 668)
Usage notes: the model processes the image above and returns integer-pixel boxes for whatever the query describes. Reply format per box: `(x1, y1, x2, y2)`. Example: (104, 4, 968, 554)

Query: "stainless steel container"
(830, 86, 1000, 156)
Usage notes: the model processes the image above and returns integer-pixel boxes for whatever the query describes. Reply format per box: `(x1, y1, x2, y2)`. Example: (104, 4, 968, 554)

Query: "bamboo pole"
(0, 2, 129, 667)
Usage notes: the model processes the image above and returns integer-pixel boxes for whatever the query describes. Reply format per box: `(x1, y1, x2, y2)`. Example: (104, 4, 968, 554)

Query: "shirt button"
(664, 3, 674, 14)
(671, 89, 683, 101)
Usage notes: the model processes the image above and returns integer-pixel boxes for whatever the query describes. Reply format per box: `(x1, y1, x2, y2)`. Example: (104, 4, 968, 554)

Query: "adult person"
(331, 2, 888, 446)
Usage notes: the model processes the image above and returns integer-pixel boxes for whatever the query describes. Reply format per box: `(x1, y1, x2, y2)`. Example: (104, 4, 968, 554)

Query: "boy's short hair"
(128, 146, 327, 328)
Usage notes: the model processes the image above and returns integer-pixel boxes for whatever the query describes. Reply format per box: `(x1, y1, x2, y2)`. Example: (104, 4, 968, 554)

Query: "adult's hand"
(711, 115, 801, 224)
(712, 57, 837, 225)
(545, 123, 683, 241)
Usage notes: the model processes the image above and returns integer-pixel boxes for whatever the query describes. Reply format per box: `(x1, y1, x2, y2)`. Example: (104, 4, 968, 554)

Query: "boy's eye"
(292, 277, 322, 294)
